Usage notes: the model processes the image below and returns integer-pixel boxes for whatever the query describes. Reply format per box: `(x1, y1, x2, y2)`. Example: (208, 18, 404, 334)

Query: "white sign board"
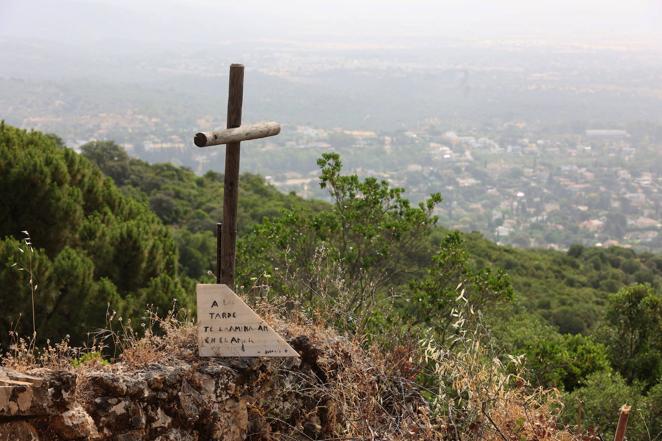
(196, 284, 298, 357)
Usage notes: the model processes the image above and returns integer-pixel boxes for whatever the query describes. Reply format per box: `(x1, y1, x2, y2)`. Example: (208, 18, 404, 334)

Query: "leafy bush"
(404, 231, 513, 335)
(71, 351, 109, 368)
(237, 152, 442, 333)
(421, 296, 581, 441)
(601, 284, 662, 388)
(564, 371, 646, 440)
(492, 313, 610, 391)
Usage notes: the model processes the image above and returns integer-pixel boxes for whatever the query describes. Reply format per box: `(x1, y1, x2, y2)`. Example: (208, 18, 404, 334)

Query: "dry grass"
(2, 301, 196, 371)
(418, 287, 597, 441)
(241, 244, 383, 335)
(3, 330, 113, 372)
(100, 303, 197, 366)
(3, 332, 71, 370)
(249, 300, 589, 441)
(421, 334, 594, 441)
(2, 289, 594, 441)
(237, 309, 437, 440)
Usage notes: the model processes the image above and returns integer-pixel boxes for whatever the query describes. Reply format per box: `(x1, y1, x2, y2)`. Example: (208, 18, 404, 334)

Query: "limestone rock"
(208, 398, 247, 441)
(50, 405, 100, 440)
(92, 398, 146, 435)
(113, 430, 146, 441)
(0, 329, 428, 440)
(146, 406, 172, 430)
(0, 368, 75, 417)
(178, 380, 205, 423)
(153, 428, 199, 441)
(0, 421, 40, 441)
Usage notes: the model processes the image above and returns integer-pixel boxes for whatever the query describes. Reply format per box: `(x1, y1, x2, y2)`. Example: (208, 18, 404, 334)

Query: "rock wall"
(1, 344, 301, 440)
(1, 334, 429, 440)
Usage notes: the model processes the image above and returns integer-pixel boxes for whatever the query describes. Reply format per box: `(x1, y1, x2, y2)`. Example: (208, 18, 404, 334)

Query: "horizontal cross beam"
(194, 121, 281, 148)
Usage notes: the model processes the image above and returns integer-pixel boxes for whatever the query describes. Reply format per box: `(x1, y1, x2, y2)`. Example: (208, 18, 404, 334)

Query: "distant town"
(2, 37, 660, 252)
(18, 112, 658, 252)
(251, 123, 661, 252)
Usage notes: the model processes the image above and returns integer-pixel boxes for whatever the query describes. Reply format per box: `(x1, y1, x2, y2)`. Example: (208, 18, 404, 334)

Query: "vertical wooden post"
(216, 222, 222, 283)
(220, 64, 244, 288)
(613, 405, 631, 441)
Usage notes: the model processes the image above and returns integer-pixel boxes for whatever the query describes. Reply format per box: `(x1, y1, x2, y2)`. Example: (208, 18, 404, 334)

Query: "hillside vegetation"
(2, 123, 662, 439)
(80, 140, 327, 280)
(81, 139, 662, 337)
(464, 233, 662, 334)
(0, 124, 189, 345)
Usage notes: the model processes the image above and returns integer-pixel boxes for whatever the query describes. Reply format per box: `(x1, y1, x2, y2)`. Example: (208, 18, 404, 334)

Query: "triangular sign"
(196, 284, 298, 357)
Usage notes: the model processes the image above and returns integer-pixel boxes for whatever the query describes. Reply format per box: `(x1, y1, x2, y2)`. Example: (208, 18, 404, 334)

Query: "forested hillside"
(2, 123, 662, 439)
(80, 139, 662, 337)
(0, 123, 189, 345)
(80, 140, 327, 279)
(463, 233, 662, 334)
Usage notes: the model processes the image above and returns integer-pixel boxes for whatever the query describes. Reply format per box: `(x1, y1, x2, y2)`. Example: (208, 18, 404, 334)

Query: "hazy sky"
(1, 0, 661, 49)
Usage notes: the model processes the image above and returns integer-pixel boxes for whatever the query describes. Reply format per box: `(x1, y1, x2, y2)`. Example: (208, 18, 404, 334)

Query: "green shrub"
(71, 351, 109, 368)
(564, 371, 646, 440)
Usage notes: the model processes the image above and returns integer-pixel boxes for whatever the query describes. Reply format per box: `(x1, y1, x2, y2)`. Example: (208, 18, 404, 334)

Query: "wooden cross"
(193, 64, 281, 288)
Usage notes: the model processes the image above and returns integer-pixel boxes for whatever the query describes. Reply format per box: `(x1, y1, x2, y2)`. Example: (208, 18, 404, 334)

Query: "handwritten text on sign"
(196, 284, 298, 357)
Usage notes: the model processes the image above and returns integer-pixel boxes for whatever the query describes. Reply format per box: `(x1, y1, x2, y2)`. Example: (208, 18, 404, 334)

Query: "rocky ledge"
(1, 333, 429, 440)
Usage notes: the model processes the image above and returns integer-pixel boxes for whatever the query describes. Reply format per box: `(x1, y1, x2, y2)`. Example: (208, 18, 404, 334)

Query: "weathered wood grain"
(613, 405, 631, 441)
(221, 64, 244, 288)
(194, 122, 281, 147)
